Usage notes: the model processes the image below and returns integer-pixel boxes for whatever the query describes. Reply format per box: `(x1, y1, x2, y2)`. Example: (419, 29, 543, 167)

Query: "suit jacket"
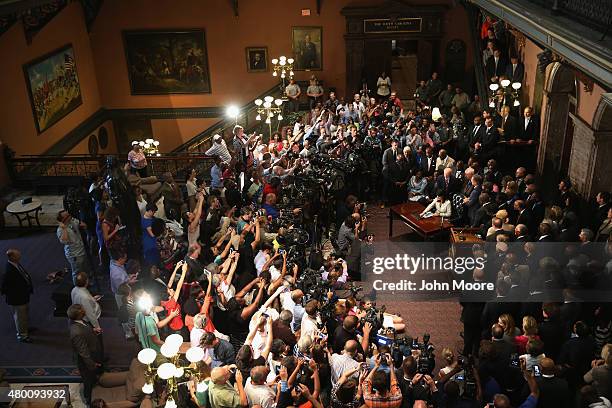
(535, 376, 571, 408)
(515, 209, 533, 229)
(499, 114, 518, 141)
(435, 175, 460, 196)
(473, 202, 497, 228)
(1, 262, 33, 306)
(518, 116, 539, 142)
(70, 321, 102, 373)
(504, 63, 525, 84)
(486, 55, 508, 79)
(468, 124, 486, 147)
(538, 318, 566, 361)
(481, 126, 500, 152)
(420, 155, 437, 177)
(381, 147, 399, 175)
(465, 184, 482, 223)
(159, 182, 183, 207)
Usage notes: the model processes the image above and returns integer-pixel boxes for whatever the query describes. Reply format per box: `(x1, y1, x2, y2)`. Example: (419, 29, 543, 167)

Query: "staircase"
(173, 83, 287, 153)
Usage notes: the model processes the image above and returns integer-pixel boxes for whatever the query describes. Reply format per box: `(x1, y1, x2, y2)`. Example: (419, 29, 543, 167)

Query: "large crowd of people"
(3, 27, 612, 408)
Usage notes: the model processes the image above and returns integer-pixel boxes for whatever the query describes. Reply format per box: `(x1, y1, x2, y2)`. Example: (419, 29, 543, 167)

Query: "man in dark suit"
(68, 304, 103, 405)
(476, 117, 500, 161)
(517, 106, 539, 143)
(537, 223, 555, 242)
(559, 321, 596, 389)
(513, 200, 532, 228)
(514, 224, 531, 242)
(463, 174, 483, 226)
(468, 115, 486, 152)
(536, 358, 571, 408)
(504, 56, 525, 84)
(491, 324, 515, 363)
(435, 167, 459, 196)
(1, 249, 33, 343)
(498, 105, 518, 141)
(381, 139, 400, 206)
(485, 49, 508, 83)
(419, 145, 437, 177)
(538, 303, 566, 361)
(473, 192, 496, 229)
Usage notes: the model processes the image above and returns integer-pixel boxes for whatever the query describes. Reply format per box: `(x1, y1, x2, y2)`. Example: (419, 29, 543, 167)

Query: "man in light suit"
(504, 56, 525, 84)
(68, 304, 103, 405)
(1, 249, 33, 343)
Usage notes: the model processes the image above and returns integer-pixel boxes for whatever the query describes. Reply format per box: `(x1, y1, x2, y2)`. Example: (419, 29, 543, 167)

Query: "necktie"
(525, 119, 529, 130)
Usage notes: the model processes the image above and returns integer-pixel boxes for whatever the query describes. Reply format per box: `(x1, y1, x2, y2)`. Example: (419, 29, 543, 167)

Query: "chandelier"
(489, 79, 522, 109)
(133, 139, 160, 156)
(271, 55, 294, 80)
(137, 334, 207, 408)
(255, 96, 284, 138)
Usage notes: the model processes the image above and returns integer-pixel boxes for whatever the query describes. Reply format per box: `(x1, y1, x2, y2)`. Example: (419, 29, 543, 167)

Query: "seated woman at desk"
(420, 191, 452, 217)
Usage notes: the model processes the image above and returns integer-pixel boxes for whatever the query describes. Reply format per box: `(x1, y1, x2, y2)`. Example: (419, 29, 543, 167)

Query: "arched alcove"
(539, 62, 577, 187)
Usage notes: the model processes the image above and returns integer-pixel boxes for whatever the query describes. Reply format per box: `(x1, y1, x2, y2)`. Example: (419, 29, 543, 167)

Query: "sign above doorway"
(363, 18, 422, 34)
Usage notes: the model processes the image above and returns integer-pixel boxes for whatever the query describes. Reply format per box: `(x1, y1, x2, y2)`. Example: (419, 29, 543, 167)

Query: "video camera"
(412, 334, 436, 375)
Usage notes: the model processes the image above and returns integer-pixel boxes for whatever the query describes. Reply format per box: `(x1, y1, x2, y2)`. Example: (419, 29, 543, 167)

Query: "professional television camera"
(457, 354, 478, 399)
(412, 333, 436, 375)
(360, 302, 386, 336)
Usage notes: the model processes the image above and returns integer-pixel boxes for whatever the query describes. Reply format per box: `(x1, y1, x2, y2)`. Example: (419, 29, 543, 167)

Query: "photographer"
(362, 353, 403, 407)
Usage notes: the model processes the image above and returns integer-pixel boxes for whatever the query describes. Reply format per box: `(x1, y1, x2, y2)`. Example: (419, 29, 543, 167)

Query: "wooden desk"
(449, 227, 484, 257)
(388, 202, 452, 239)
(450, 227, 484, 244)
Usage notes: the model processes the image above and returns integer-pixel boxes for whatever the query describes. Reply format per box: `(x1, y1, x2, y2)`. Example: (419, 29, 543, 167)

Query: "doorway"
(391, 40, 418, 105)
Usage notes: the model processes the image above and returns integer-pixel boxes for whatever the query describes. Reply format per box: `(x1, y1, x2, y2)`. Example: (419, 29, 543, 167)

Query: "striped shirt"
(205, 141, 232, 163)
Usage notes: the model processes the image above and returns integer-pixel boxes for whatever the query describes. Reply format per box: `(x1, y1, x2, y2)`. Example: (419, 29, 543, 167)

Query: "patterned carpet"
(0, 231, 134, 382)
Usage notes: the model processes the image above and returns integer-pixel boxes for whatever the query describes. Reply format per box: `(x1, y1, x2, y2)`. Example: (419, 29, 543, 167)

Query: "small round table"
(6, 198, 42, 228)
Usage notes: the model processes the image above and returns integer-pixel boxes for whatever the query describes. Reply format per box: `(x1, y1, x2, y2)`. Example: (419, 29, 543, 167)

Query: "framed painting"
(23, 44, 82, 133)
(123, 29, 211, 94)
(245, 47, 268, 72)
(292, 26, 322, 71)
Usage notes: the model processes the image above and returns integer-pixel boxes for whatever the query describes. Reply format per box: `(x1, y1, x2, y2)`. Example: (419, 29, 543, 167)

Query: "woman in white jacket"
(420, 191, 452, 218)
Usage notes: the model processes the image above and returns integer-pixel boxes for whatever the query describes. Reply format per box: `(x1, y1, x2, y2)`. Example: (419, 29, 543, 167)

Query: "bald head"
(6, 249, 21, 262)
(443, 167, 452, 178)
(250, 366, 269, 385)
(344, 340, 358, 355)
(464, 167, 475, 180)
(540, 357, 555, 376)
(211, 367, 230, 384)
